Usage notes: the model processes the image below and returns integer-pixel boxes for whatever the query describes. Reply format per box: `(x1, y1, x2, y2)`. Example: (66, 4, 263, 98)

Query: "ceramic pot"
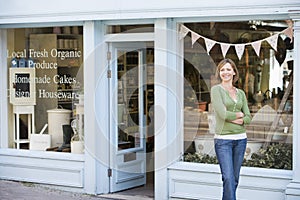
(71, 141, 84, 154)
(47, 108, 72, 147)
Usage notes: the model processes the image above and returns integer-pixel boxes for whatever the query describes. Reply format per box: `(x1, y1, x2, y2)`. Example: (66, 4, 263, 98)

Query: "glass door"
(109, 42, 147, 192)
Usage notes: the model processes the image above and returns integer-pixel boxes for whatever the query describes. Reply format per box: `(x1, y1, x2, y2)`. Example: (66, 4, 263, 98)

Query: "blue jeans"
(214, 138, 247, 200)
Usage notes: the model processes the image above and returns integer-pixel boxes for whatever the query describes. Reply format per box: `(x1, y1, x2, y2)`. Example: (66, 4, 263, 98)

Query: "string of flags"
(179, 24, 294, 60)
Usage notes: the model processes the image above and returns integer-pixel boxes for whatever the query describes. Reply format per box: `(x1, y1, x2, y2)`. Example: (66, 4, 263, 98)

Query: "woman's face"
(219, 63, 235, 83)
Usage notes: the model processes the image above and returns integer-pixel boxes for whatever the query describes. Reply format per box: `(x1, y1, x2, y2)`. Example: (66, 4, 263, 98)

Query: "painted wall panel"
(0, 0, 299, 24)
(0, 0, 299, 15)
(169, 162, 292, 200)
(0, 150, 84, 188)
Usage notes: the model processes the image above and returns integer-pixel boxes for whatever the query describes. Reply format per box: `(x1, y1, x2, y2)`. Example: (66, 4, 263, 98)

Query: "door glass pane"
(117, 50, 141, 150)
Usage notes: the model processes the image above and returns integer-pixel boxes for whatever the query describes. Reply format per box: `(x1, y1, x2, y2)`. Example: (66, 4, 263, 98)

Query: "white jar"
(71, 141, 84, 154)
(47, 108, 72, 147)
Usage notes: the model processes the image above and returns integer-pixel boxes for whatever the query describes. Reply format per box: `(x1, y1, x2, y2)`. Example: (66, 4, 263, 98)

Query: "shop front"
(0, 22, 156, 194)
(0, 1, 300, 199)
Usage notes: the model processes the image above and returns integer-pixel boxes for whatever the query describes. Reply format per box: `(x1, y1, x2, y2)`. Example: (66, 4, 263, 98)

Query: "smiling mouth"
(222, 75, 231, 78)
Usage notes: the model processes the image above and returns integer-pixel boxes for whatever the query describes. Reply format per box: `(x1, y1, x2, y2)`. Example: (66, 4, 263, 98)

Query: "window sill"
(170, 161, 293, 179)
(0, 148, 84, 162)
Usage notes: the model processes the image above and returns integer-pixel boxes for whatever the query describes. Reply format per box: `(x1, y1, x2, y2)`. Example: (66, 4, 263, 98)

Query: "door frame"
(108, 42, 149, 193)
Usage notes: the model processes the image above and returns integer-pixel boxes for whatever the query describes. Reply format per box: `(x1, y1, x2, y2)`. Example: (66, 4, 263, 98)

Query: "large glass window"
(7, 26, 84, 153)
(183, 21, 293, 170)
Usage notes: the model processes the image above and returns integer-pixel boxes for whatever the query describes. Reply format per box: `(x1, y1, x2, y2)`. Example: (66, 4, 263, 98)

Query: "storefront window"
(183, 21, 293, 170)
(7, 26, 84, 153)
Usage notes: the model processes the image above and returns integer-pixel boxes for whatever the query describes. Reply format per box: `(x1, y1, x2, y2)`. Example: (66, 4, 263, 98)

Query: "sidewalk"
(0, 179, 154, 200)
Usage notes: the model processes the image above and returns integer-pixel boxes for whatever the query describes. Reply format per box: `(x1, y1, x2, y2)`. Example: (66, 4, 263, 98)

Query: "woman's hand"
(236, 112, 244, 119)
(231, 118, 244, 125)
(232, 112, 244, 124)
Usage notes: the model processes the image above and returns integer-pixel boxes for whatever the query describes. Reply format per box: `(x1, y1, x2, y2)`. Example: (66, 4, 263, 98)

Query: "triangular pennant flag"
(191, 31, 201, 46)
(179, 25, 190, 40)
(204, 38, 216, 54)
(283, 27, 293, 42)
(251, 41, 262, 57)
(266, 34, 279, 51)
(220, 43, 230, 58)
(235, 44, 245, 60)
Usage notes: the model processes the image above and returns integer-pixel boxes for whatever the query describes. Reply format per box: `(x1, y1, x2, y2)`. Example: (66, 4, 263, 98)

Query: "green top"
(211, 84, 252, 135)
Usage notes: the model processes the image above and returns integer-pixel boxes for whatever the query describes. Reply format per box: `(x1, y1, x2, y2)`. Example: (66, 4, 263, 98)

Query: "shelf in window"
(58, 100, 74, 103)
(14, 139, 30, 144)
(196, 91, 210, 94)
(128, 110, 138, 114)
(57, 33, 82, 37)
(127, 94, 138, 97)
(57, 88, 79, 92)
(126, 85, 138, 88)
(126, 64, 139, 67)
(57, 48, 80, 51)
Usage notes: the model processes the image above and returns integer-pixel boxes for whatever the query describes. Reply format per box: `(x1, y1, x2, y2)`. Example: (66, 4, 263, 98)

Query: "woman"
(211, 58, 251, 200)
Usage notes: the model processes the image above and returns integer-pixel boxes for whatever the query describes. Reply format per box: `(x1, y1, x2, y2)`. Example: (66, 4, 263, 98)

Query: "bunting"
(220, 43, 230, 58)
(179, 25, 190, 40)
(235, 44, 245, 60)
(191, 31, 201, 46)
(251, 41, 262, 57)
(283, 27, 293, 43)
(179, 24, 293, 59)
(266, 34, 279, 51)
(204, 38, 216, 54)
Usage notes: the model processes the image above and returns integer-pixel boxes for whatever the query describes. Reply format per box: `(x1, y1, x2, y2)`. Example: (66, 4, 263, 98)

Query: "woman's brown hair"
(215, 58, 239, 84)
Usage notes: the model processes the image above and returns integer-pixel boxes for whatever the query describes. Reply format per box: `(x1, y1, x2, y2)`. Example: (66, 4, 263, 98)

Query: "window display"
(7, 26, 84, 153)
(182, 21, 293, 169)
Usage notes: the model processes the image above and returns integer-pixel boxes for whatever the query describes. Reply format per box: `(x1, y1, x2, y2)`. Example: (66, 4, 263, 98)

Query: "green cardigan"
(211, 84, 252, 135)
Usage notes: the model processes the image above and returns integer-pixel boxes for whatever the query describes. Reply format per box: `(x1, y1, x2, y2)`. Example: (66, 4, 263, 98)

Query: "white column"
(93, 21, 110, 194)
(83, 20, 110, 195)
(84, 20, 111, 194)
(83, 20, 97, 194)
(155, 18, 181, 200)
(154, 19, 168, 200)
(0, 29, 9, 149)
(286, 18, 300, 200)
